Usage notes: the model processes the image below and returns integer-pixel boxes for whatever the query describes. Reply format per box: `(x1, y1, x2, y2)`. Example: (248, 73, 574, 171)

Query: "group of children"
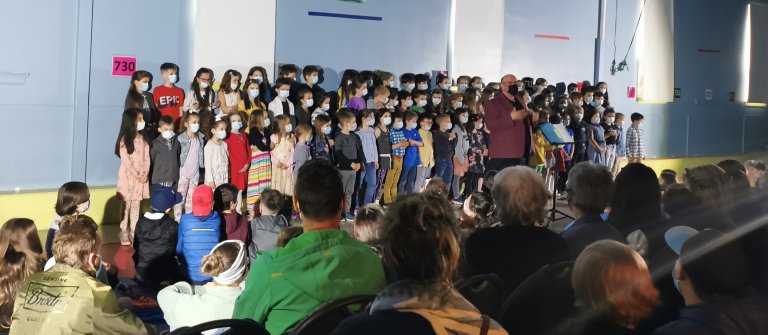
(116, 62, 648, 225)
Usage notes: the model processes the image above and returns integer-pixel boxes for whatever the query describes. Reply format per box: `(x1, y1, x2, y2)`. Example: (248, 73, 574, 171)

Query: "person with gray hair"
(561, 162, 625, 258)
(464, 166, 570, 292)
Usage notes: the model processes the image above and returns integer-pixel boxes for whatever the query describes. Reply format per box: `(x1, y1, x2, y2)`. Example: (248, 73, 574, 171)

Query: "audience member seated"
(247, 189, 289, 264)
(333, 193, 509, 335)
(744, 160, 767, 189)
(159, 240, 247, 334)
(422, 177, 451, 204)
(133, 185, 183, 288)
(0, 219, 45, 332)
(561, 162, 625, 257)
(277, 225, 303, 247)
(233, 160, 385, 335)
(177, 185, 221, 285)
(353, 204, 385, 252)
(10, 215, 153, 334)
(568, 240, 659, 335)
(214, 183, 249, 243)
(661, 185, 702, 222)
(465, 166, 570, 292)
(658, 169, 677, 193)
(608, 163, 670, 258)
(654, 227, 768, 335)
(46, 181, 91, 259)
(681, 165, 735, 232)
(459, 192, 496, 232)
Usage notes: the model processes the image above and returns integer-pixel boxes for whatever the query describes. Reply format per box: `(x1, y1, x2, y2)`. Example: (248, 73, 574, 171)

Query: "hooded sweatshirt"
(233, 229, 385, 335)
(133, 212, 179, 282)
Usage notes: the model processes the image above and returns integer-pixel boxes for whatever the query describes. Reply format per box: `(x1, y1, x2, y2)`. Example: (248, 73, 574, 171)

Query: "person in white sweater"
(158, 240, 247, 334)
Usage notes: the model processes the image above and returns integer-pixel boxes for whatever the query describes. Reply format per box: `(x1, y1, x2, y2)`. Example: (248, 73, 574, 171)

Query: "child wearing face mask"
(299, 65, 325, 99)
(355, 110, 380, 206)
(437, 73, 452, 96)
(426, 89, 444, 115)
(451, 109, 471, 202)
(601, 108, 619, 168)
(246, 66, 273, 105)
(462, 88, 481, 114)
(398, 111, 424, 195)
(626, 112, 645, 163)
(346, 79, 368, 113)
(270, 115, 296, 196)
(295, 88, 314, 125)
(292, 124, 313, 181)
(456, 75, 471, 93)
(447, 93, 464, 114)
(310, 114, 332, 161)
(205, 118, 230, 189)
(239, 79, 267, 122)
(400, 73, 416, 93)
(387, 88, 399, 111)
(397, 91, 413, 113)
(246, 110, 273, 219)
(47, 182, 91, 259)
(176, 112, 206, 220)
(415, 73, 430, 92)
(383, 112, 408, 204)
(569, 107, 588, 165)
(414, 114, 435, 192)
(586, 110, 607, 165)
(373, 109, 393, 203)
(466, 114, 487, 196)
(411, 90, 429, 114)
(184, 68, 220, 133)
(224, 112, 251, 209)
(151, 116, 181, 192)
(153, 62, 185, 123)
(218, 70, 242, 115)
(336, 111, 364, 220)
(268, 78, 296, 127)
(311, 92, 331, 123)
(115, 108, 151, 245)
(433, 113, 457, 188)
(367, 85, 390, 110)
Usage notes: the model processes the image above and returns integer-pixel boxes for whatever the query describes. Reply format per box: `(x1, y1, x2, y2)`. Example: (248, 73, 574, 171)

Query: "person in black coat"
(465, 166, 571, 293)
(133, 186, 183, 288)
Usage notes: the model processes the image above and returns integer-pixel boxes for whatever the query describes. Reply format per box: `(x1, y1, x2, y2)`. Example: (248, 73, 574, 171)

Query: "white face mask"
(231, 121, 242, 131)
(263, 118, 271, 127)
(285, 124, 293, 133)
(432, 98, 442, 105)
(279, 90, 290, 99)
(445, 122, 453, 130)
(406, 100, 414, 107)
(200, 81, 209, 89)
(459, 83, 468, 92)
(607, 117, 615, 124)
(311, 75, 318, 84)
(440, 83, 451, 90)
(230, 83, 239, 90)
(368, 118, 375, 126)
(77, 200, 90, 214)
(383, 117, 392, 126)
(168, 74, 177, 83)
(140, 82, 149, 92)
(460, 115, 469, 124)
(361, 88, 368, 96)
(249, 89, 260, 98)
(322, 103, 330, 111)
(253, 76, 263, 84)
(381, 97, 390, 104)
(417, 83, 428, 90)
(393, 121, 403, 129)
(453, 102, 463, 109)
(389, 81, 396, 88)
(422, 125, 432, 131)
(189, 123, 200, 133)
(418, 99, 428, 107)
(161, 130, 174, 139)
(305, 99, 314, 107)
(406, 83, 415, 91)
(137, 121, 146, 131)
(349, 123, 357, 132)
(217, 130, 227, 139)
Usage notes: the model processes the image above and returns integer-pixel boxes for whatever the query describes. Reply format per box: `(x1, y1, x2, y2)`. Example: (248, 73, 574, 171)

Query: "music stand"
(538, 123, 575, 227)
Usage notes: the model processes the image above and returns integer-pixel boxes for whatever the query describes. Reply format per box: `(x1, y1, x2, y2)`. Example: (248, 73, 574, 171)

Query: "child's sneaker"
(119, 230, 131, 246)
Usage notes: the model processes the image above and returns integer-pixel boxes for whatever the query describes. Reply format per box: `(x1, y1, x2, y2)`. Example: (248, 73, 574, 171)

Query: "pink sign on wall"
(112, 56, 137, 77)
(627, 86, 637, 99)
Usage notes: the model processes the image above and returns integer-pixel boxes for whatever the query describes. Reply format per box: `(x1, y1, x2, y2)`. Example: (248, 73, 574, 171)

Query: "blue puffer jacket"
(176, 211, 221, 283)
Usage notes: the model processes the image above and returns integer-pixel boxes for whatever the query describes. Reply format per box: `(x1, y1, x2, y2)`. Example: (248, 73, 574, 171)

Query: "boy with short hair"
(151, 115, 181, 189)
(214, 183, 249, 243)
(177, 185, 221, 284)
(415, 114, 435, 192)
(601, 108, 619, 169)
(613, 112, 626, 175)
(248, 189, 289, 263)
(133, 186, 183, 287)
(268, 77, 296, 125)
(153, 62, 185, 122)
(626, 112, 646, 163)
(382, 113, 408, 204)
(593, 91, 607, 114)
(398, 111, 424, 194)
(335, 111, 363, 220)
(568, 106, 588, 165)
(299, 64, 325, 98)
(411, 90, 428, 114)
(415, 73, 430, 91)
(400, 73, 416, 92)
(367, 85, 390, 109)
(433, 114, 457, 185)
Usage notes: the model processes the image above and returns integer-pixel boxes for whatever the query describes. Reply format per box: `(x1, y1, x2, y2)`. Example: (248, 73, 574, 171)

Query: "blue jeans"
(435, 159, 454, 186)
(398, 166, 418, 194)
(360, 162, 377, 204)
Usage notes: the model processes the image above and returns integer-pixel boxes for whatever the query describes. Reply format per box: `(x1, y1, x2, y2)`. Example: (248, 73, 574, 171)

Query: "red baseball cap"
(192, 185, 214, 216)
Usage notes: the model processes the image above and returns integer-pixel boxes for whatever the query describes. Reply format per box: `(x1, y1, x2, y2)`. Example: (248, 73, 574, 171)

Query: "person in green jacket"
(233, 160, 385, 335)
(10, 215, 153, 335)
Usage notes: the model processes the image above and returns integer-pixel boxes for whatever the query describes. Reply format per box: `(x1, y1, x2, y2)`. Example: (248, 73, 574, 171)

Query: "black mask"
(508, 84, 519, 96)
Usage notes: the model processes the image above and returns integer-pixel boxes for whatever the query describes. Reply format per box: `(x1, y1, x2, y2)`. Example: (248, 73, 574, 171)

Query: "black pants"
(465, 172, 483, 196)
(489, 158, 524, 172)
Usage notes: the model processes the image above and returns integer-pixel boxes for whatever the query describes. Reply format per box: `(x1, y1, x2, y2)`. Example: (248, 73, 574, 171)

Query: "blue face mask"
(323, 126, 332, 135)
(311, 76, 318, 84)
(589, 100, 596, 107)
(672, 271, 680, 293)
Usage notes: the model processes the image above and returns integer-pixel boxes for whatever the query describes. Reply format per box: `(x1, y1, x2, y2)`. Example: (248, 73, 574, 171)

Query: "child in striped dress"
(247, 110, 272, 219)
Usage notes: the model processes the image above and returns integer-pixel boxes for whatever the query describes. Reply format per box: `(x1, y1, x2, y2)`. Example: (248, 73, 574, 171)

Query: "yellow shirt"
(529, 132, 552, 167)
(238, 99, 267, 120)
(418, 129, 435, 168)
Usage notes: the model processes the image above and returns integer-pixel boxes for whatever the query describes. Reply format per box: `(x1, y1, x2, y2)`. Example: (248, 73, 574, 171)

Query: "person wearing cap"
(561, 161, 625, 258)
(133, 185, 184, 288)
(177, 185, 222, 285)
(233, 160, 385, 335)
(654, 226, 768, 335)
(159, 240, 246, 333)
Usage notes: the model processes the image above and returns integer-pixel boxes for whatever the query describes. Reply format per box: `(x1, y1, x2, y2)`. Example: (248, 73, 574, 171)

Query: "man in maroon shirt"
(484, 74, 534, 171)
